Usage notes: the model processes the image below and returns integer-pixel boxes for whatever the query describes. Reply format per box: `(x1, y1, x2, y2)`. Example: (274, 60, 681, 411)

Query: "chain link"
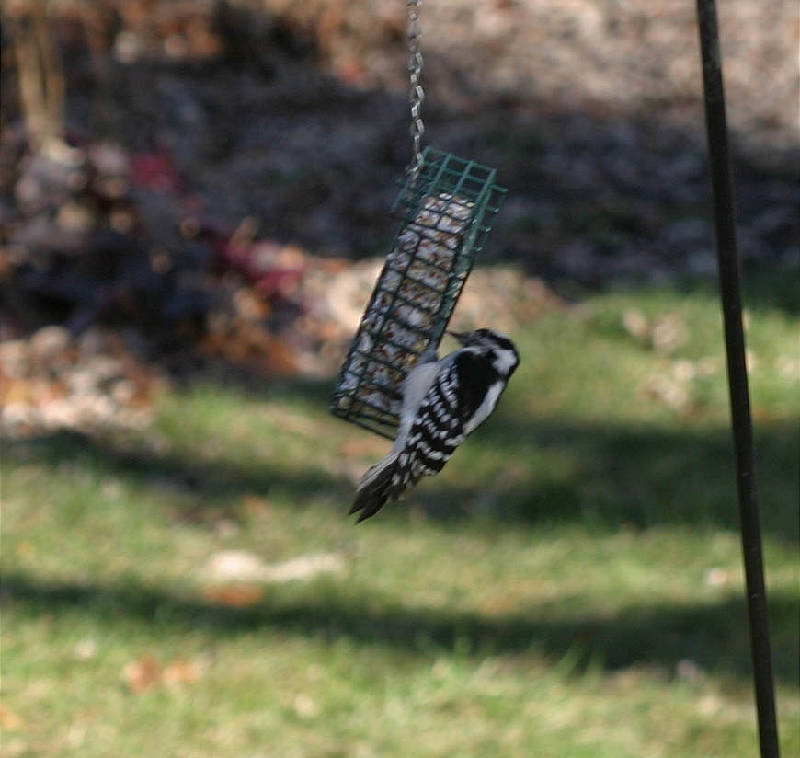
(407, 0, 425, 179)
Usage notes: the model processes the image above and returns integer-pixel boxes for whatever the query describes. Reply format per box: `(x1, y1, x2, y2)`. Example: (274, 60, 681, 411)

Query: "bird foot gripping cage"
(330, 2, 507, 439)
(330, 148, 507, 438)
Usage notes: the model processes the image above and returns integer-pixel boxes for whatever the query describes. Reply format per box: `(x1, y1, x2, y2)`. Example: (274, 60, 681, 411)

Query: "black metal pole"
(694, 1, 780, 756)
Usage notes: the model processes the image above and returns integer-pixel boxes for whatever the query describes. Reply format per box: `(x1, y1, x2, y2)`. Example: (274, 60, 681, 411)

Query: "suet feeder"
(330, 147, 507, 439)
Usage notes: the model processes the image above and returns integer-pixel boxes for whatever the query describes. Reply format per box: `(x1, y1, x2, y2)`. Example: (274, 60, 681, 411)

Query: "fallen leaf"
(263, 553, 345, 582)
(74, 638, 98, 660)
(642, 374, 690, 411)
(622, 308, 648, 340)
(0, 703, 24, 730)
(242, 495, 271, 516)
(704, 567, 729, 587)
(480, 594, 519, 615)
(263, 336, 299, 375)
(651, 314, 686, 353)
(1, 378, 32, 405)
(162, 659, 203, 687)
(293, 693, 318, 719)
(205, 550, 346, 586)
(203, 585, 264, 607)
(122, 655, 161, 693)
(206, 549, 269, 581)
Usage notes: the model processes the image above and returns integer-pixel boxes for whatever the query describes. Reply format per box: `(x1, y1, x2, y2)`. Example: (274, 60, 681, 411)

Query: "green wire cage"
(329, 147, 507, 439)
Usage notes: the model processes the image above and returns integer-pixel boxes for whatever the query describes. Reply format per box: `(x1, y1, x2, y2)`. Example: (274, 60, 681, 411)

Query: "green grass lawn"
(3, 278, 798, 757)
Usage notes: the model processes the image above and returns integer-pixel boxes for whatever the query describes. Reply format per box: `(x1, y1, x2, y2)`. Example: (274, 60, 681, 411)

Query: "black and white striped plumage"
(350, 328, 519, 522)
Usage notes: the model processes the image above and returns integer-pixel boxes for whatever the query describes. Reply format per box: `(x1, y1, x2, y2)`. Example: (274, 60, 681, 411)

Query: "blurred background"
(1, 1, 798, 755)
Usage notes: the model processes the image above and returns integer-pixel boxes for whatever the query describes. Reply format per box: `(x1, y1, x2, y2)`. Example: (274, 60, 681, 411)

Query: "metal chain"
(407, 0, 425, 179)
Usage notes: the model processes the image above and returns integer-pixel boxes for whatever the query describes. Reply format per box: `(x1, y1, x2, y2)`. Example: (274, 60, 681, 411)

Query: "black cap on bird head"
(447, 329, 519, 366)
(447, 328, 504, 346)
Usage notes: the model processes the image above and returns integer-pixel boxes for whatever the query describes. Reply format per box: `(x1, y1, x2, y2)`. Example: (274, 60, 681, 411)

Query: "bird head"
(447, 328, 520, 375)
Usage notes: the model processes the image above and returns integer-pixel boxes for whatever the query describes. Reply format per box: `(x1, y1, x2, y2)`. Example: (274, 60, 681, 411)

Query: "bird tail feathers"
(349, 451, 401, 523)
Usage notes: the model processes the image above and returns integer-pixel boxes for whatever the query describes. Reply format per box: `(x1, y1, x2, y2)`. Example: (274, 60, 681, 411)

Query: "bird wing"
(389, 350, 499, 494)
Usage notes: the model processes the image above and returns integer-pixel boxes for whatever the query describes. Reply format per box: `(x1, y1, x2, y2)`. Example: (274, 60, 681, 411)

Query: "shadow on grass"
(4, 429, 351, 517)
(2, 571, 798, 687)
(4, 405, 798, 540)
(424, 415, 799, 542)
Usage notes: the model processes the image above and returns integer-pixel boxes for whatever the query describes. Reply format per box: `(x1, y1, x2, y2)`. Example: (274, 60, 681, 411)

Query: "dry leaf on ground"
(202, 584, 264, 607)
(0, 703, 24, 730)
(121, 655, 161, 693)
(121, 654, 205, 693)
(205, 550, 346, 584)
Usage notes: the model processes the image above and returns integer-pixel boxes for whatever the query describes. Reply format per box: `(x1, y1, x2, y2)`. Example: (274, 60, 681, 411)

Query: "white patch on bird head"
(491, 347, 519, 376)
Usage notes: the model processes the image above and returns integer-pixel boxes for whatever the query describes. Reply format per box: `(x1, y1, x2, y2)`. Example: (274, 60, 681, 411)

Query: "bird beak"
(447, 330, 469, 345)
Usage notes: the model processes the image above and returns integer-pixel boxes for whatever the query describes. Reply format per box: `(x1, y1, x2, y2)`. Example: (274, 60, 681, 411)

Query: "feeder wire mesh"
(330, 147, 507, 439)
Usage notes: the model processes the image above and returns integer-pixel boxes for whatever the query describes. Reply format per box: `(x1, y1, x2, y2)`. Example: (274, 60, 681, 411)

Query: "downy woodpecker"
(350, 328, 519, 521)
